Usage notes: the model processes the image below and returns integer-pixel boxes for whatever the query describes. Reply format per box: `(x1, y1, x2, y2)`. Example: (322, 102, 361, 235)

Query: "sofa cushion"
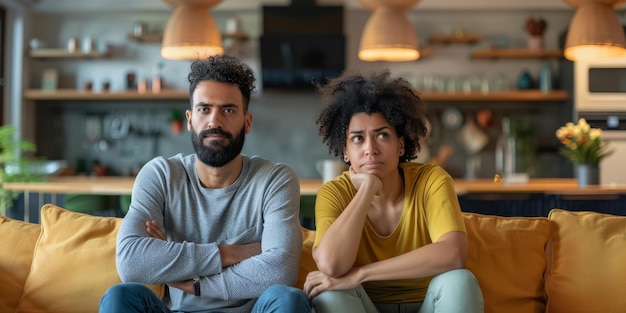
(0, 215, 41, 313)
(296, 227, 318, 289)
(546, 209, 626, 313)
(463, 213, 552, 313)
(16, 204, 163, 313)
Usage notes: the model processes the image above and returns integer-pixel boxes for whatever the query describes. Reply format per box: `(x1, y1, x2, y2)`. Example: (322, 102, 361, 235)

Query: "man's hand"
(146, 220, 166, 240)
(303, 268, 362, 299)
(167, 279, 195, 295)
(218, 243, 262, 267)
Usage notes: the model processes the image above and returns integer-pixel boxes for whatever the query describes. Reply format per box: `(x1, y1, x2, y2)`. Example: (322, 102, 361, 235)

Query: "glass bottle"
(495, 117, 516, 177)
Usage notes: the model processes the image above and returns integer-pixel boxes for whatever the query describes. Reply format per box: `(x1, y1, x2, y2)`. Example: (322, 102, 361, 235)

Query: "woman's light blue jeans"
(312, 269, 484, 313)
(99, 283, 310, 313)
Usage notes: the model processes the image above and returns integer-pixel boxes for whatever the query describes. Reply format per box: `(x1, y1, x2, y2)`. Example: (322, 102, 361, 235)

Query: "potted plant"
(170, 109, 185, 135)
(555, 118, 613, 186)
(525, 16, 547, 50)
(0, 125, 44, 216)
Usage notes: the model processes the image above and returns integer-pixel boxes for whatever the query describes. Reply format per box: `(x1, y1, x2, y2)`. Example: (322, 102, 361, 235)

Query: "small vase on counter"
(577, 163, 600, 186)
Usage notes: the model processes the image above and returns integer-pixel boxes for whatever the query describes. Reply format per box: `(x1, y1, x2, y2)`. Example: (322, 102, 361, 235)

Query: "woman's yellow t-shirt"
(313, 162, 466, 303)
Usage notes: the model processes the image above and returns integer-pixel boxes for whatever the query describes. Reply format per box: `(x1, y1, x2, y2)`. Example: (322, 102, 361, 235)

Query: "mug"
(316, 159, 346, 183)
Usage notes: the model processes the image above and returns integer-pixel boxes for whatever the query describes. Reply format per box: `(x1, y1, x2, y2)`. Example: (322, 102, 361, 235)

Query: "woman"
(303, 71, 483, 313)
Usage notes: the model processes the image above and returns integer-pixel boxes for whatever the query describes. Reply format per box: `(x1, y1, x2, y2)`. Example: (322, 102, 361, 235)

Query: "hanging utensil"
(109, 113, 130, 140)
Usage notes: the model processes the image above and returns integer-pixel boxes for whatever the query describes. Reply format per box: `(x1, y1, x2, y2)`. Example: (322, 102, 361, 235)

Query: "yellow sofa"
(1, 204, 625, 313)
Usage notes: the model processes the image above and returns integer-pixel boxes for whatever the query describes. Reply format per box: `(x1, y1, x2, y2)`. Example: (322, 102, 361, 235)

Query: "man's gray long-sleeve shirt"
(116, 154, 302, 312)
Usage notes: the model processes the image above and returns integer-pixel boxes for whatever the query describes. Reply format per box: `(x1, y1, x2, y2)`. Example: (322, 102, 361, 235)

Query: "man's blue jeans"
(99, 283, 310, 313)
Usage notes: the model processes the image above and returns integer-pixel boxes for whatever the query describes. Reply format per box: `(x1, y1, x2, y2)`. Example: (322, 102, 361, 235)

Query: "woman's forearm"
(313, 185, 377, 277)
(355, 231, 467, 283)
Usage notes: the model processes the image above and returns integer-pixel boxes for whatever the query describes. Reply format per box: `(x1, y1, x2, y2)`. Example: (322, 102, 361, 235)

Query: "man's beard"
(191, 126, 245, 167)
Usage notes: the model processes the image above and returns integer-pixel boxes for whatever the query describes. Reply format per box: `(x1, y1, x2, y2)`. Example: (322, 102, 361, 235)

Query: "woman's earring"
(343, 155, 349, 162)
(399, 149, 404, 156)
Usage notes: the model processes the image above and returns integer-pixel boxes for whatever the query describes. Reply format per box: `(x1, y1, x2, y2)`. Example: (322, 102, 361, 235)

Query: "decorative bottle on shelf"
(539, 62, 553, 93)
(495, 117, 516, 178)
(137, 77, 147, 94)
(517, 70, 533, 90)
(152, 62, 163, 94)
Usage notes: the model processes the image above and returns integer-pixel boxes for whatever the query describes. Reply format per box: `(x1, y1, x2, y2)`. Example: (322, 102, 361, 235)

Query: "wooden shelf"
(418, 90, 569, 101)
(471, 48, 564, 59)
(127, 31, 248, 43)
(24, 89, 567, 102)
(429, 34, 483, 44)
(222, 31, 249, 41)
(127, 32, 163, 43)
(24, 89, 188, 100)
(418, 48, 433, 59)
(29, 49, 107, 59)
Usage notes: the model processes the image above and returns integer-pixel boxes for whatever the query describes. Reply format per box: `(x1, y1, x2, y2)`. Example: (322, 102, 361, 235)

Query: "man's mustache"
(200, 128, 232, 140)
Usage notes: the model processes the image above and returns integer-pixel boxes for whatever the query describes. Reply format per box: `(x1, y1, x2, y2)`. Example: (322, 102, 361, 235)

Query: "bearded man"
(100, 55, 308, 313)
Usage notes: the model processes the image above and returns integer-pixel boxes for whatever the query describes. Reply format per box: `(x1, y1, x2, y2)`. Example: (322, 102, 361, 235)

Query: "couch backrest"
(545, 209, 626, 313)
(0, 204, 164, 313)
(464, 213, 552, 313)
(0, 215, 40, 313)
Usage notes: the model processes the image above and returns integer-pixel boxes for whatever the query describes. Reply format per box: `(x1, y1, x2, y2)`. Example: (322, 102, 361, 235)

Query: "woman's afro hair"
(316, 70, 429, 163)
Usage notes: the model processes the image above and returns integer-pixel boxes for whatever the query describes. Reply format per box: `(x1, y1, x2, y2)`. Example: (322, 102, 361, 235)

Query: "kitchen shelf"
(24, 89, 188, 100)
(24, 89, 568, 102)
(29, 49, 107, 59)
(418, 90, 568, 101)
(429, 34, 483, 44)
(222, 31, 249, 41)
(127, 31, 249, 43)
(471, 48, 564, 59)
(418, 48, 433, 59)
(126, 32, 163, 43)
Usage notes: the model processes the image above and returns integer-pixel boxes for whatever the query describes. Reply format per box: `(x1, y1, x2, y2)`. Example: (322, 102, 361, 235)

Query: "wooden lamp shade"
(357, 0, 420, 62)
(564, 2, 626, 61)
(161, 0, 224, 60)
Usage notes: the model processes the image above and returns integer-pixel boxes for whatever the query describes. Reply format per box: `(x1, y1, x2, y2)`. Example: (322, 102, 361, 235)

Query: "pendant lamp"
(563, 0, 626, 61)
(161, 0, 224, 60)
(357, 0, 421, 62)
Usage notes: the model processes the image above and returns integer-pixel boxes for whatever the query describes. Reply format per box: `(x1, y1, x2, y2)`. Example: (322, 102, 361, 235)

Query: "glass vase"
(577, 163, 600, 186)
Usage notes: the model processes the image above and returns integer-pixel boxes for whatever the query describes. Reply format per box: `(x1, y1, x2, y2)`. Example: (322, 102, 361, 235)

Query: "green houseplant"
(0, 125, 44, 216)
(170, 109, 185, 135)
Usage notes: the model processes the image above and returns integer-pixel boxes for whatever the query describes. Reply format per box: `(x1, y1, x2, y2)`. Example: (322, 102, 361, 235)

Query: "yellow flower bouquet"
(555, 118, 613, 165)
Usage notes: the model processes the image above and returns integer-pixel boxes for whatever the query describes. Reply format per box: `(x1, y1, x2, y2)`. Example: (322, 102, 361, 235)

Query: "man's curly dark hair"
(188, 54, 256, 111)
(316, 70, 429, 163)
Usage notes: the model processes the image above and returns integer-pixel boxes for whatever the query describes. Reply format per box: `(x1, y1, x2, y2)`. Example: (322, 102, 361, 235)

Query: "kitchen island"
(5, 177, 626, 222)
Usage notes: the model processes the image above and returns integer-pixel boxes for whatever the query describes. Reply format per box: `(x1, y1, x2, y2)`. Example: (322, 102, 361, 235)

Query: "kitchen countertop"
(3, 177, 324, 196)
(5, 176, 626, 196)
(7, 176, 626, 223)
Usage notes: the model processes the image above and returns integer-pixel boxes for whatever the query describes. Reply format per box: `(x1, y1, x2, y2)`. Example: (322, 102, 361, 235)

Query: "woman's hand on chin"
(349, 166, 382, 196)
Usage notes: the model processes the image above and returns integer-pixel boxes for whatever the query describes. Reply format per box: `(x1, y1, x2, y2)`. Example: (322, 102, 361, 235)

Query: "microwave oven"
(574, 56, 626, 112)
